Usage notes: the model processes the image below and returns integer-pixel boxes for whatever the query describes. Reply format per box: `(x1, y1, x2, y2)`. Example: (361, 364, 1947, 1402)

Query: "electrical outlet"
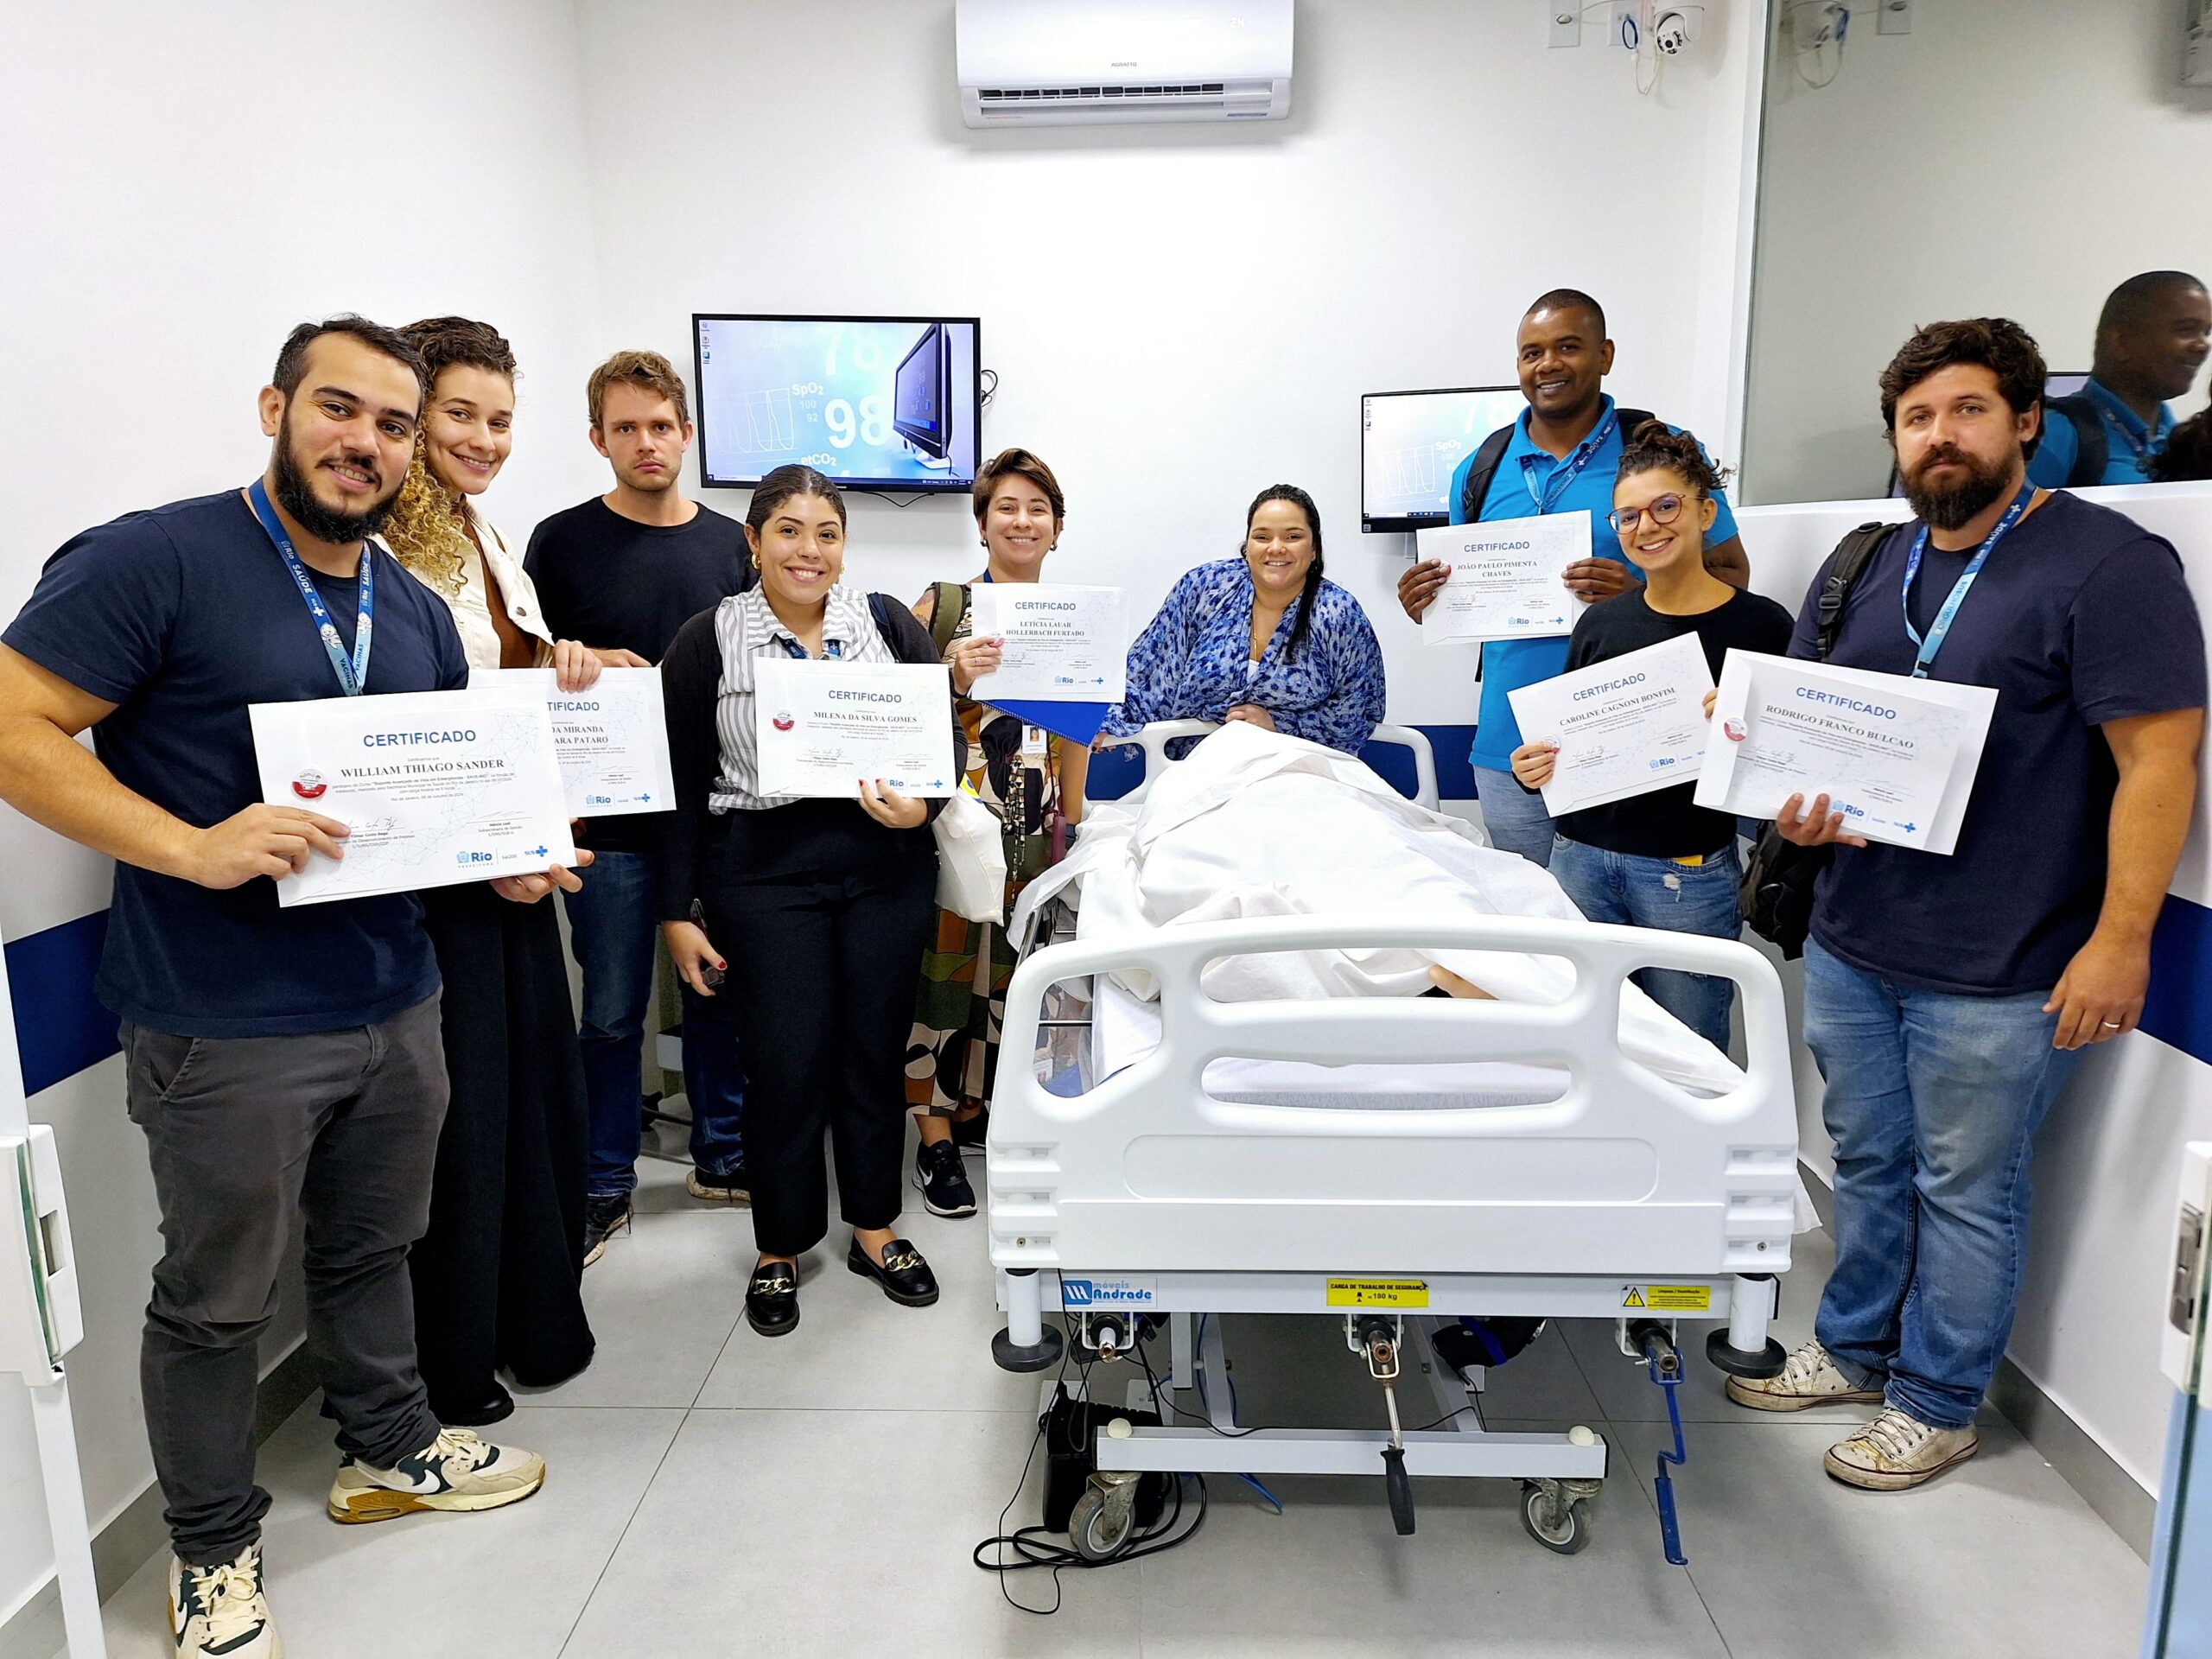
(1549, 6, 1583, 48)
(1877, 0, 1911, 35)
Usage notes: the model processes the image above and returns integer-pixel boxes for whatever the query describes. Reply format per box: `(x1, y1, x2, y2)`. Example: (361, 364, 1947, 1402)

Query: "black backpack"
(2042, 394, 2110, 488)
(1458, 406, 1655, 523)
(1736, 520, 1895, 957)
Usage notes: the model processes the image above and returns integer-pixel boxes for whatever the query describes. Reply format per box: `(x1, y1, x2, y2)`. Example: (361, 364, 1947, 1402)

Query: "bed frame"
(988, 737, 1797, 1553)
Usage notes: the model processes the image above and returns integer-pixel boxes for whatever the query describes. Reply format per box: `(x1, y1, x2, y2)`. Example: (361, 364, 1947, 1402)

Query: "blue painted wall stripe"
(6, 909, 118, 1096)
(11, 783, 2212, 1093)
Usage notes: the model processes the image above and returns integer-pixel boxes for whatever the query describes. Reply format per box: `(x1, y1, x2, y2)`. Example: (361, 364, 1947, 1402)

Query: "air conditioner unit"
(957, 0, 1294, 129)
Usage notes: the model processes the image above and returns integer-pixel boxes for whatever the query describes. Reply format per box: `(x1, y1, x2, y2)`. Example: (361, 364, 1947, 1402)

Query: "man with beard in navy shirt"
(0, 319, 580, 1657)
(1726, 318, 2204, 1494)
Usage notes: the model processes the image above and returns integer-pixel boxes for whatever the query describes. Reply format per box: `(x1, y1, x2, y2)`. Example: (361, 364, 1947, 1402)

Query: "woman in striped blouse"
(658, 466, 964, 1338)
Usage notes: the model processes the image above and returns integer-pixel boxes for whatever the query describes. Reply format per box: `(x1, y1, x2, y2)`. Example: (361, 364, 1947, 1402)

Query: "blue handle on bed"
(1639, 1328, 1691, 1567)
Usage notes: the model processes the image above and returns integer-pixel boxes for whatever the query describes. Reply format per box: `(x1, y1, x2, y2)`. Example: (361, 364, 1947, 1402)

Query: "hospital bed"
(987, 722, 1796, 1559)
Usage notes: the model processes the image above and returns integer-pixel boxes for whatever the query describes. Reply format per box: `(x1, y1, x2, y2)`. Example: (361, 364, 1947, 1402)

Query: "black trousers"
(703, 800, 939, 1258)
(410, 884, 595, 1415)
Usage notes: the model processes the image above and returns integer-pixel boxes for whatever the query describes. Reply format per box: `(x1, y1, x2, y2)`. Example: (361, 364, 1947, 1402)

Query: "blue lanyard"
(1523, 407, 1620, 514)
(1901, 483, 2032, 679)
(775, 633, 843, 661)
(247, 479, 372, 696)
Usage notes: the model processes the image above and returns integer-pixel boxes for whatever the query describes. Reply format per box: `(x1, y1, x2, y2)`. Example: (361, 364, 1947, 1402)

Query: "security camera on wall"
(1652, 7, 1700, 55)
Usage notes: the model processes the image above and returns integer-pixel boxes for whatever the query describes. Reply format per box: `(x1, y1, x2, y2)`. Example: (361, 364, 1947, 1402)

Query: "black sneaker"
(746, 1259, 800, 1337)
(951, 1109, 989, 1154)
(914, 1141, 978, 1218)
(582, 1192, 631, 1267)
(847, 1236, 940, 1306)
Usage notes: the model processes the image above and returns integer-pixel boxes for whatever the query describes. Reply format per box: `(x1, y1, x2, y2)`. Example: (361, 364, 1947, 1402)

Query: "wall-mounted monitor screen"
(694, 314, 982, 493)
(1361, 385, 1529, 532)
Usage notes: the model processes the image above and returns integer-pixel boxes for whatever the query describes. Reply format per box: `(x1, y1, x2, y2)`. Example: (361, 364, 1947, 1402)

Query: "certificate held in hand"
(754, 658, 957, 800)
(968, 583, 1127, 702)
(474, 666, 676, 817)
(1694, 652, 1996, 855)
(1416, 512, 1587, 645)
(1504, 632, 1717, 817)
(249, 684, 576, 906)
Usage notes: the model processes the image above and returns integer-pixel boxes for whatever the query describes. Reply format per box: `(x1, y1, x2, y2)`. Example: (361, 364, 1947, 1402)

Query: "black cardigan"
(654, 593, 963, 923)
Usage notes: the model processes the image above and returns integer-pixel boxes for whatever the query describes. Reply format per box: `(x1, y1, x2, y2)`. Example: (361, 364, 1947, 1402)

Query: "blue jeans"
(1471, 764, 1555, 867)
(1802, 935, 2086, 1428)
(1549, 836, 1741, 1052)
(563, 849, 746, 1197)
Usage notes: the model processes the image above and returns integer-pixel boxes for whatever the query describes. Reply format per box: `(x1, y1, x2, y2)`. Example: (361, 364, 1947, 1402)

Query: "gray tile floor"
(71, 1135, 2149, 1658)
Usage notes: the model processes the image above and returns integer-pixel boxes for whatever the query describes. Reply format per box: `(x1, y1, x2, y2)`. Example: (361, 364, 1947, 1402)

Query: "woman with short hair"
(903, 448, 1090, 1218)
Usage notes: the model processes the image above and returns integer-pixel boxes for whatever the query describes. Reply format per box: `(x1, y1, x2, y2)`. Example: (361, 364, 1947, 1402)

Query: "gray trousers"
(122, 994, 449, 1565)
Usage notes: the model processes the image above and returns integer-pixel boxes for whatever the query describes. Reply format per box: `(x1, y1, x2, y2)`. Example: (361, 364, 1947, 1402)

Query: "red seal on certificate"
(1722, 720, 1747, 743)
(772, 711, 796, 733)
(291, 769, 328, 800)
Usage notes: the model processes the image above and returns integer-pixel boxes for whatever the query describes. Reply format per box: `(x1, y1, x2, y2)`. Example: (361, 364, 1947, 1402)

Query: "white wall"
(1734, 483, 2212, 1497)
(1743, 0, 2212, 505)
(569, 0, 1763, 757)
(0, 0, 606, 1629)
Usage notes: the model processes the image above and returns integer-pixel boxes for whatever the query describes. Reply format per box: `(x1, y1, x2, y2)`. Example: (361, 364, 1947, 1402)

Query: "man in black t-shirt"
(524, 350, 752, 1255)
(1726, 319, 2205, 1495)
(0, 320, 566, 1657)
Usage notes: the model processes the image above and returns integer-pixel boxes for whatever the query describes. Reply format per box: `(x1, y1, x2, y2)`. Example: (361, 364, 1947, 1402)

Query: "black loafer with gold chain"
(846, 1237, 940, 1306)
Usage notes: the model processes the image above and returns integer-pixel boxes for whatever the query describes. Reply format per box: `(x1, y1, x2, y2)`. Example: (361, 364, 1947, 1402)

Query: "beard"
(1902, 442, 2015, 531)
(272, 411, 402, 543)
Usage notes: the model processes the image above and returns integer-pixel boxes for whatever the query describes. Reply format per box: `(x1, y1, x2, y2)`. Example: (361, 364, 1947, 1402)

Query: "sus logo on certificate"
(772, 709, 796, 733)
(291, 770, 328, 800)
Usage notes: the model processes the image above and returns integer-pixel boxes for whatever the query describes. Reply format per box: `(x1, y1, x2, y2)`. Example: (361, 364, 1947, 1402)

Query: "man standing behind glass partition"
(2028, 270, 2210, 489)
(1395, 289, 1749, 866)
(1732, 317, 2205, 1492)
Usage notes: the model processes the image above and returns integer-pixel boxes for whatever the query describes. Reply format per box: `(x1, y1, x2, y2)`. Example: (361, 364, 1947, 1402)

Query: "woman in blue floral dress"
(1102, 484, 1387, 756)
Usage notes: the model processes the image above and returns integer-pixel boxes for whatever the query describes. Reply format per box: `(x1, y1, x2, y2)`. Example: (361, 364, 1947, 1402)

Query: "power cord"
(969, 1274, 1211, 1614)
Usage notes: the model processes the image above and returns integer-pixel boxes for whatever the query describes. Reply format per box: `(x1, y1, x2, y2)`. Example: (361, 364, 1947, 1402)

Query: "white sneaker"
(168, 1543, 281, 1656)
(327, 1426, 545, 1523)
(1825, 1407, 1979, 1490)
(1724, 1338, 1885, 1413)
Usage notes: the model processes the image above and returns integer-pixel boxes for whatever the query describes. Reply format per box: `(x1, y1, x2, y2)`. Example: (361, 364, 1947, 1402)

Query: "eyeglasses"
(1608, 494, 1693, 534)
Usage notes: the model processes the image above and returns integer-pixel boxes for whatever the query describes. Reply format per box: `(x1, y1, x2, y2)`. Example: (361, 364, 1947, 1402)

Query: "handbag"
(933, 781, 1008, 924)
(1738, 519, 1893, 957)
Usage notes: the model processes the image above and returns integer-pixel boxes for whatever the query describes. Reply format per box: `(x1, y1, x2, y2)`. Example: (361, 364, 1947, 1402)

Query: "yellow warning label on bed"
(1327, 1278, 1431, 1308)
(1623, 1285, 1713, 1313)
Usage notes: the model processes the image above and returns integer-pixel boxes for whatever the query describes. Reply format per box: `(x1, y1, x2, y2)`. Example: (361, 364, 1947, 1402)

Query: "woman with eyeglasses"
(1506, 424, 1790, 1051)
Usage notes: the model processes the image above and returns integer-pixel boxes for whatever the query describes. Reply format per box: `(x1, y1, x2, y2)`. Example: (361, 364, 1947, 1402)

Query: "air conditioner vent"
(977, 82, 1228, 102)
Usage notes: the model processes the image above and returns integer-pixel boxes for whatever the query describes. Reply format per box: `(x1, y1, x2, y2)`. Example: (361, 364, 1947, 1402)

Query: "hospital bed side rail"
(988, 912, 1798, 1282)
(1097, 719, 1440, 811)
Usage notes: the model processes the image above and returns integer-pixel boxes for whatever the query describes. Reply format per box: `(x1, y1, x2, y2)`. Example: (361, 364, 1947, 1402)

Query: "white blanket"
(1012, 722, 1747, 1096)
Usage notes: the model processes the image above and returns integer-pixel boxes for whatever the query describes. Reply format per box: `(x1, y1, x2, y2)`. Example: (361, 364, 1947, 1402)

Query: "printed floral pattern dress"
(905, 582, 1069, 1111)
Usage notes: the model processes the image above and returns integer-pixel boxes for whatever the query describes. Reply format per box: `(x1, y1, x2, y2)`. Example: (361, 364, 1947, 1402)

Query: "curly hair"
(378, 318, 518, 596)
(1878, 318, 2047, 435)
(1617, 421, 1730, 496)
(2150, 408, 2212, 484)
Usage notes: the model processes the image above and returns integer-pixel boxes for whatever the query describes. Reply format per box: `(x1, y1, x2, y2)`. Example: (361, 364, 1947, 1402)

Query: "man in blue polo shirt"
(0, 319, 572, 1658)
(1732, 317, 2203, 1492)
(1396, 289, 1749, 864)
(2028, 270, 2209, 489)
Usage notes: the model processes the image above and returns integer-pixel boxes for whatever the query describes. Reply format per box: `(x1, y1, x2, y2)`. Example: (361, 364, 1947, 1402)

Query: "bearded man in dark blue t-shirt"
(0, 319, 576, 1659)
(1726, 318, 2206, 1494)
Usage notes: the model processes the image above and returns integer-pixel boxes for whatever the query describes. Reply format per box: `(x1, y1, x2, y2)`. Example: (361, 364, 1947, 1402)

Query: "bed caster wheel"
(1705, 1329, 1787, 1380)
(1069, 1481, 1137, 1561)
(1521, 1481, 1593, 1554)
(992, 1324, 1065, 1373)
(1382, 1446, 1416, 1536)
